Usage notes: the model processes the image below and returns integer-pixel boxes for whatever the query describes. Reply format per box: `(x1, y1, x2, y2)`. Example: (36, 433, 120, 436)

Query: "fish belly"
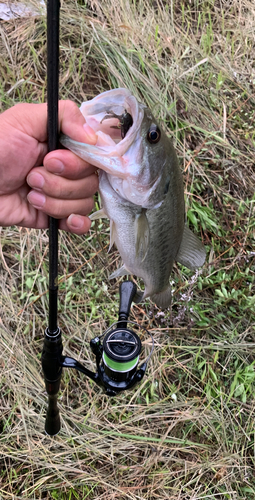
(99, 171, 185, 302)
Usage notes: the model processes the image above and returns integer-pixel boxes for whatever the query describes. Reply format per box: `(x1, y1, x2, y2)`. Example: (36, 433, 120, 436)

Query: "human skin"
(0, 100, 99, 234)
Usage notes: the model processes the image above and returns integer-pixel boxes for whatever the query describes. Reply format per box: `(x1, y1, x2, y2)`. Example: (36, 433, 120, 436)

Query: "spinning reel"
(42, 281, 154, 435)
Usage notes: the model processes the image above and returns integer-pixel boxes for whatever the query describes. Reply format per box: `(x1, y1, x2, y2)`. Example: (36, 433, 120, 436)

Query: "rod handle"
(45, 394, 61, 436)
(42, 328, 63, 435)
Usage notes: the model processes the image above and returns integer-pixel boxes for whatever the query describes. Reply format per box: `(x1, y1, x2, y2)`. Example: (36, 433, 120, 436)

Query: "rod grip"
(42, 328, 63, 435)
(45, 394, 61, 436)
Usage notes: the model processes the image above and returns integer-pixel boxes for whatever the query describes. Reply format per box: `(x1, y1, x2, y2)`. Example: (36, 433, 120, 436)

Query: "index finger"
(44, 149, 98, 180)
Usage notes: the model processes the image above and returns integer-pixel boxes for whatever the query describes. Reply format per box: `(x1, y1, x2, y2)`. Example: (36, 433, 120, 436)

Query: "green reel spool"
(102, 329, 142, 382)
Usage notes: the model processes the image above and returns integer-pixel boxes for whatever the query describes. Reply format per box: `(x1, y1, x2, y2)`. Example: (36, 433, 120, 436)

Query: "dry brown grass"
(0, 0, 255, 498)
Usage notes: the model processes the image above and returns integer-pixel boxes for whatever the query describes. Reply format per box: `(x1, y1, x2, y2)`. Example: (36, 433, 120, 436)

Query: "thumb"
(59, 100, 97, 145)
(2, 100, 97, 146)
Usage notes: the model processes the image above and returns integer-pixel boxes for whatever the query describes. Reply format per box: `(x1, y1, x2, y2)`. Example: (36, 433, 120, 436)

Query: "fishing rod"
(41, 0, 154, 436)
(41, 0, 61, 436)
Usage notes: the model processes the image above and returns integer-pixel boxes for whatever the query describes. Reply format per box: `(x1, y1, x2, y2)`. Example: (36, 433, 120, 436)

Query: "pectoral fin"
(135, 209, 150, 262)
(176, 225, 206, 270)
(109, 220, 117, 251)
(89, 208, 108, 221)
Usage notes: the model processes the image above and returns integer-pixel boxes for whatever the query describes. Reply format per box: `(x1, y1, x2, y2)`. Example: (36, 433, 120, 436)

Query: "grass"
(0, 0, 255, 498)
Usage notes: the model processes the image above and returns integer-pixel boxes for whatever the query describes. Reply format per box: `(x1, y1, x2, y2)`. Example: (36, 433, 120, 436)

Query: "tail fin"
(133, 290, 144, 304)
(151, 285, 172, 309)
(133, 285, 172, 309)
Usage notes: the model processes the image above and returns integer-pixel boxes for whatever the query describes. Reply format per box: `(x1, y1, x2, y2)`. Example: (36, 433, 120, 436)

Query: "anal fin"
(109, 265, 130, 280)
(176, 225, 206, 270)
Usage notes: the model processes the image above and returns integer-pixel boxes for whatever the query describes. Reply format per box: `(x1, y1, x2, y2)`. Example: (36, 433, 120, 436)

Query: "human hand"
(0, 100, 98, 234)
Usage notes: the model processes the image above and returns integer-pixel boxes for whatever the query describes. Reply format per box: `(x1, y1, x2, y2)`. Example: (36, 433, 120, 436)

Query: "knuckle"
(86, 197, 95, 214)
(45, 199, 65, 219)
(88, 174, 99, 193)
(60, 100, 79, 119)
(48, 180, 62, 199)
(62, 99, 77, 110)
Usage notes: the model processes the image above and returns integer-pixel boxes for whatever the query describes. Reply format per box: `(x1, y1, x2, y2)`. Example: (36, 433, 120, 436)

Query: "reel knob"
(118, 281, 137, 328)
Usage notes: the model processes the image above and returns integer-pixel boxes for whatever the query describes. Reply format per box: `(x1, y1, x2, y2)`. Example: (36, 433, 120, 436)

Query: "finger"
(27, 190, 95, 219)
(19, 210, 91, 235)
(43, 149, 98, 180)
(59, 214, 92, 235)
(27, 170, 98, 200)
(59, 100, 97, 144)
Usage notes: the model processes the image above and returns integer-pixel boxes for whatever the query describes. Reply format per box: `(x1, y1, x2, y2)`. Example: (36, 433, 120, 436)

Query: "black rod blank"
(42, 0, 61, 435)
(47, 0, 60, 333)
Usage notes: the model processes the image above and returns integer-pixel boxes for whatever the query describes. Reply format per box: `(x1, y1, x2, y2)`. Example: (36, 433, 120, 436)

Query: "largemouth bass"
(61, 88, 206, 308)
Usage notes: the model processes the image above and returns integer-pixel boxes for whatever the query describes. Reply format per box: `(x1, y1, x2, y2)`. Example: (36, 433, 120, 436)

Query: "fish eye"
(147, 124, 161, 144)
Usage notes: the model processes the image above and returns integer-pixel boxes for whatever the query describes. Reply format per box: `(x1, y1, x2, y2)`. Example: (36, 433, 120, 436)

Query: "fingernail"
(27, 172, 45, 189)
(45, 158, 64, 174)
(68, 214, 84, 229)
(27, 190, 46, 208)
(83, 123, 97, 144)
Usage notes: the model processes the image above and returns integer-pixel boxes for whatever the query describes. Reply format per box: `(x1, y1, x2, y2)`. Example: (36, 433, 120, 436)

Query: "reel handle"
(118, 281, 137, 328)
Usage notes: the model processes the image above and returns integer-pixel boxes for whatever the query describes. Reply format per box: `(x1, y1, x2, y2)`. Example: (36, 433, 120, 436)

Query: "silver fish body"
(61, 88, 206, 308)
(99, 167, 184, 308)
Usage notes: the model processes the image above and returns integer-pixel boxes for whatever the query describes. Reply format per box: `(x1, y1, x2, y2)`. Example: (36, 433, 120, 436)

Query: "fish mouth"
(60, 89, 144, 180)
(79, 88, 145, 156)
(60, 88, 165, 209)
